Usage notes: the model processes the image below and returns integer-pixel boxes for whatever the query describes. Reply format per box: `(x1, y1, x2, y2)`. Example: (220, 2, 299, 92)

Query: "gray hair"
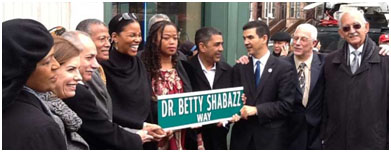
(61, 31, 90, 51)
(294, 23, 318, 40)
(76, 19, 106, 36)
(338, 10, 367, 28)
(148, 14, 171, 30)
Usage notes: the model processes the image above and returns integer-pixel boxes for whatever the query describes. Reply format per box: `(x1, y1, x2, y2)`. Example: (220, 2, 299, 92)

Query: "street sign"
(157, 87, 244, 131)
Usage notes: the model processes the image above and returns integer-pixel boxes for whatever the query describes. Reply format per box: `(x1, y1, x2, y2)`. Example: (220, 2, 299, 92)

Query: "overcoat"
(322, 36, 389, 149)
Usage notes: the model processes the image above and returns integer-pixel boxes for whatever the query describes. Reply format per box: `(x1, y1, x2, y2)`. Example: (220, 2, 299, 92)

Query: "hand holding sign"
(143, 122, 166, 141)
(136, 130, 153, 143)
(240, 105, 257, 120)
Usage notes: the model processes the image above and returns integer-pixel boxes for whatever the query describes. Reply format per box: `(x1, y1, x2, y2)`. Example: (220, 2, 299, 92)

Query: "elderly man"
(285, 24, 325, 150)
(322, 10, 388, 149)
(76, 19, 113, 121)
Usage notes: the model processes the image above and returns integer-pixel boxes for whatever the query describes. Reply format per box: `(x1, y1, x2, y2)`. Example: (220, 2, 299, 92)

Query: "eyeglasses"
(118, 13, 137, 22)
(342, 23, 361, 32)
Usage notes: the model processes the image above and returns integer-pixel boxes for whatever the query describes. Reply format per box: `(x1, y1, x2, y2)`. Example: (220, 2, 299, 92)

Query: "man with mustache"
(322, 10, 388, 149)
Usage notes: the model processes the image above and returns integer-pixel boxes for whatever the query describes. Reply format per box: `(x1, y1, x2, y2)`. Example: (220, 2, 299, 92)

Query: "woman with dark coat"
(100, 13, 166, 147)
(2, 19, 66, 149)
(141, 20, 198, 150)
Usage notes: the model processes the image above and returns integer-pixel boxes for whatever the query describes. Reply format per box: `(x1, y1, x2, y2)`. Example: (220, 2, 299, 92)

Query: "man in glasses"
(322, 10, 388, 149)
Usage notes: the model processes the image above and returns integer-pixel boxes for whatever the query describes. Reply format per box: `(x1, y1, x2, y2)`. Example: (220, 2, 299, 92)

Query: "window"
(290, 2, 295, 18)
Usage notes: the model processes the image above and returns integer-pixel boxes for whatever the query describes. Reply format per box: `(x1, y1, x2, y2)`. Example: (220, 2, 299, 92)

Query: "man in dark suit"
(322, 10, 388, 150)
(230, 20, 296, 149)
(183, 27, 232, 150)
(285, 23, 325, 150)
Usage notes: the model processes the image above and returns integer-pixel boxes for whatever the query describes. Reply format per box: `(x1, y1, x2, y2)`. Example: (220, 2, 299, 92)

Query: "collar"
(294, 52, 313, 70)
(252, 50, 270, 67)
(348, 44, 364, 55)
(198, 55, 216, 72)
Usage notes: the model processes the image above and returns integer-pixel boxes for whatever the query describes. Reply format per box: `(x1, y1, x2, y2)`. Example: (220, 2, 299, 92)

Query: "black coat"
(63, 84, 143, 150)
(285, 52, 326, 150)
(3, 90, 67, 150)
(322, 37, 389, 149)
(183, 55, 232, 150)
(230, 55, 296, 149)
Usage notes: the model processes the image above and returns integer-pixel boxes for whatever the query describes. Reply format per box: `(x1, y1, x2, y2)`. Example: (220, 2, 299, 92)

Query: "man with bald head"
(322, 10, 388, 149)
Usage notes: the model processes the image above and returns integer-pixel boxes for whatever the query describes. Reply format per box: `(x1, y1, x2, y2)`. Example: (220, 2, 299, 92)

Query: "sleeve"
(25, 124, 67, 150)
(64, 85, 143, 149)
(255, 62, 296, 120)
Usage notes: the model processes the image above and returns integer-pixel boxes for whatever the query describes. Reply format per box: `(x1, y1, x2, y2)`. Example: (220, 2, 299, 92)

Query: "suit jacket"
(3, 90, 67, 150)
(183, 55, 232, 150)
(63, 84, 143, 150)
(285, 52, 326, 150)
(230, 54, 296, 149)
(85, 69, 113, 122)
(322, 36, 388, 150)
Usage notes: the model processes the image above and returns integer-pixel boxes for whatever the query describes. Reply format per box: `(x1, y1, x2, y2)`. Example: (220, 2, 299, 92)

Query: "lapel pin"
(268, 68, 272, 73)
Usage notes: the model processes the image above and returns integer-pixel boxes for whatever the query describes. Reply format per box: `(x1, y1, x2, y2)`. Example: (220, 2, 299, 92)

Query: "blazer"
(285, 52, 326, 150)
(183, 55, 232, 150)
(230, 54, 296, 150)
(3, 90, 67, 150)
(85, 69, 113, 122)
(63, 84, 143, 150)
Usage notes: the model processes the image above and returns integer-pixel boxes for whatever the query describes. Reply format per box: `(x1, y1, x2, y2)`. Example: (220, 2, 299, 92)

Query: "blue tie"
(255, 61, 261, 87)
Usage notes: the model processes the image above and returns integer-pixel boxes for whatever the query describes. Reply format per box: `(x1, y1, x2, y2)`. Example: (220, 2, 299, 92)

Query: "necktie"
(255, 61, 261, 87)
(298, 63, 306, 92)
(350, 50, 361, 74)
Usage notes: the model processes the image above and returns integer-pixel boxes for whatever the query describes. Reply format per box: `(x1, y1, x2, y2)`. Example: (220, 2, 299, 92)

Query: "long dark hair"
(141, 21, 178, 82)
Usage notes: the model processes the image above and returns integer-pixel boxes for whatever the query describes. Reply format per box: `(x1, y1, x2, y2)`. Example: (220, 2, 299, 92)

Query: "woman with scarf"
(101, 13, 166, 148)
(42, 37, 89, 149)
(141, 20, 199, 150)
(2, 19, 66, 149)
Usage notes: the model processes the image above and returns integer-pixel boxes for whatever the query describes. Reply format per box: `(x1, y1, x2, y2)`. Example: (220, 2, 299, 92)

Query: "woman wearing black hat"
(2, 19, 66, 149)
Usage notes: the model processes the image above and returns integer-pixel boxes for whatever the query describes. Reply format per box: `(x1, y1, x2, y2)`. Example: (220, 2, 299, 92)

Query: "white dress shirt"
(198, 56, 217, 89)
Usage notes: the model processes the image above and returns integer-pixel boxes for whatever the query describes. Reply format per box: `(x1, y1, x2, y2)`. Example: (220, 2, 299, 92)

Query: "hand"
(236, 55, 250, 64)
(241, 93, 247, 105)
(216, 120, 228, 127)
(379, 45, 389, 56)
(230, 114, 241, 123)
(190, 124, 202, 129)
(280, 45, 289, 56)
(143, 123, 166, 141)
(136, 130, 153, 143)
(240, 105, 257, 120)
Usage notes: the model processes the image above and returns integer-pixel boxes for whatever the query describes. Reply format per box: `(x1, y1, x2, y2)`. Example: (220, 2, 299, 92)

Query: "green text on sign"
(158, 87, 243, 130)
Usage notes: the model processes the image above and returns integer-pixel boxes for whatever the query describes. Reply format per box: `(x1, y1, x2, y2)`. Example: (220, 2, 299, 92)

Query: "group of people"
(2, 9, 388, 150)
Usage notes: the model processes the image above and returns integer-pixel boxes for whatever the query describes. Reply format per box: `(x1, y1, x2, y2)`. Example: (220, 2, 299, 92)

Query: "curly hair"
(141, 21, 178, 83)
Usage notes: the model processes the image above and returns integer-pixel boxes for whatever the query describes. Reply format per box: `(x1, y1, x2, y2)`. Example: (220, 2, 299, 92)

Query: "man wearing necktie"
(322, 10, 388, 149)
(230, 20, 296, 149)
(285, 24, 326, 150)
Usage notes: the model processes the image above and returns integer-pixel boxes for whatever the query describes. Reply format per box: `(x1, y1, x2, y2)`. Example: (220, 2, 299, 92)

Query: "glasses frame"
(118, 13, 137, 22)
(342, 23, 362, 32)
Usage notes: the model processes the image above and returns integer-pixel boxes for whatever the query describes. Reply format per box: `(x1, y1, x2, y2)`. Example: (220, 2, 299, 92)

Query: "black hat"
(270, 32, 291, 43)
(2, 19, 54, 109)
